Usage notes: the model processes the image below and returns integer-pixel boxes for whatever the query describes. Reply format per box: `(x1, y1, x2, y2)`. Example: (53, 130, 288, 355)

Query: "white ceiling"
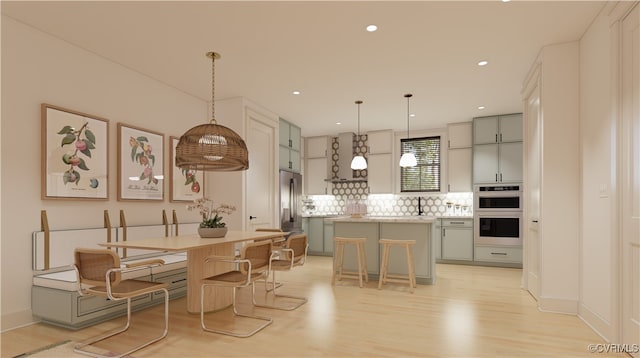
(2, 1, 604, 137)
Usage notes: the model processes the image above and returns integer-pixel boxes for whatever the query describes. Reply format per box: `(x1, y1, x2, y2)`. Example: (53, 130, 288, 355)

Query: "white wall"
(578, 10, 614, 340)
(0, 17, 208, 330)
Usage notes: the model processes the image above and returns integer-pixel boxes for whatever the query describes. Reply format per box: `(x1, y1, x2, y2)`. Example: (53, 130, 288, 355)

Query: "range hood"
(333, 132, 367, 182)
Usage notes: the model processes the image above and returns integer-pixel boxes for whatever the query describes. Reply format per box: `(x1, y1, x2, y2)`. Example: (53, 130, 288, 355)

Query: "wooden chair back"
(74, 248, 121, 287)
(240, 240, 273, 274)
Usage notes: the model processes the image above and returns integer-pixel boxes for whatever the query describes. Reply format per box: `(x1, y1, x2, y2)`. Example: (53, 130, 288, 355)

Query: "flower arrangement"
(187, 198, 236, 228)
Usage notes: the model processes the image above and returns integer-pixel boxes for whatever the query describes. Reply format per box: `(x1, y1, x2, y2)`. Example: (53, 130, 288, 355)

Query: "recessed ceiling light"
(502, 0, 511, 3)
(478, 106, 486, 110)
(336, 122, 342, 125)
(366, 24, 378, 32)
(477, 60, 488, 66)
(292, 90, 301, 95)
(409, 113, 416, 118)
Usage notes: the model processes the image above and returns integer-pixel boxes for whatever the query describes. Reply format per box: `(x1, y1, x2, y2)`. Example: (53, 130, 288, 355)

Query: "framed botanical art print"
(41, 103, 109, 200)
(169, 136, 204, 202)
(117, 123, 164, 201)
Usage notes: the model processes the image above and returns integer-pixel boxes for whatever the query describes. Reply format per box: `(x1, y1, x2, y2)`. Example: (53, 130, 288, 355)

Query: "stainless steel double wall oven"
(474, 185, 522, 247)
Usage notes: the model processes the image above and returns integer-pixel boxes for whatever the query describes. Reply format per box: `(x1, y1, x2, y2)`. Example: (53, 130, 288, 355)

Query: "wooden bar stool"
(378, 239, 417, 293)
(332, 237, 368, 288)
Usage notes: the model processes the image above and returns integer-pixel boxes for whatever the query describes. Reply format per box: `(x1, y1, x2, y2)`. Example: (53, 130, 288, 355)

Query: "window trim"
(397, 133, 443, 194)
(397, 136, 444, 194)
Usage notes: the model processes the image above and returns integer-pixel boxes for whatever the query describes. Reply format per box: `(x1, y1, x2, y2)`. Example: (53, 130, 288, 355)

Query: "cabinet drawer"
(441, 219, 473, 228)
(474, 245, 522, 263)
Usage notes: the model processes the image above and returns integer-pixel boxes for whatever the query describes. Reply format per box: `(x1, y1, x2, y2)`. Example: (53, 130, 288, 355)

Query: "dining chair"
(200, 239, 274, 337)
(256, 233, 308, 310)
(72, 248, 169, 358)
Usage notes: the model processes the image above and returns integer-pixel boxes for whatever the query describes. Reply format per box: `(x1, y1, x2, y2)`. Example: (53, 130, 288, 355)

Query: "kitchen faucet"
(417, 197, 425, 216)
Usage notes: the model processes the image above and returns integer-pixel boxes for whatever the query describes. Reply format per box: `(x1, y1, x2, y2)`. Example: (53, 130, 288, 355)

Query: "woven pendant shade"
(175, 51, 249, 171)
(175, 123, 248, 171)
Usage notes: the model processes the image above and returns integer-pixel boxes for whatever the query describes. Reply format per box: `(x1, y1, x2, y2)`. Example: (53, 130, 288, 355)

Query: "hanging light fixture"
(399, 93, 417, 167)
(175, 52, 249, 171)
(350, 100, 367, 170)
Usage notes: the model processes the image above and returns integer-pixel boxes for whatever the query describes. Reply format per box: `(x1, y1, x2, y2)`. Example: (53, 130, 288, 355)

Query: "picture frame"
(169, 136, 204, 202)
(41, 103, 109, 200)
(117, 123, 164, 201)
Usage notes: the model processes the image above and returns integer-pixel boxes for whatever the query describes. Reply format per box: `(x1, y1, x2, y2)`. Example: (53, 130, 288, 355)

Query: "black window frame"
(400, 136, 441, 193)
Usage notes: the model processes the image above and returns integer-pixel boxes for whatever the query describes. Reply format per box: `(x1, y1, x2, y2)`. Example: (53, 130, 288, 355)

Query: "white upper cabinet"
(447, 122, 472, 192)
(367, 130, 394, 194)
(368, 130, 393, 154)
(305, 136, 331, 158)
(447, 122, 472, 149)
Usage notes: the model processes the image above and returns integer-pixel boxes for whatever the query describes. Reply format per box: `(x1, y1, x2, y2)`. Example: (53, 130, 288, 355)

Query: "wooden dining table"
(99, 230, 286, 313)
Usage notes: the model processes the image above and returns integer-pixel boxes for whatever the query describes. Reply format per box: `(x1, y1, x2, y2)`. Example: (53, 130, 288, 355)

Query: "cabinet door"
(305, 157, 329, 194)
(448, 122, 472, 149)
(307, 218, 324, 254)
(279, 146, 290, 171)
(499, 142, 523, 183)
(290, 149, 301, 173)
(441, 227, 473, 261)
(289, 123, 301, 151)
(279, 119, 290, 147)
(432, 220, 442, 260)
(473, 144, 499, 184)
(498, 114, 523, 142)
(473, 116, 498, 144)
(448, 148, 472, 192)
(368, 153, 393, 194)
(367, 130, 393, 154)
(305, 136, 329, 158)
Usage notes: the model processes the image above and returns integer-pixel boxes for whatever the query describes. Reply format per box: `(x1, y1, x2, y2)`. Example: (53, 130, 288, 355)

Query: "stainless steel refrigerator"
(280, 170, 302, 234)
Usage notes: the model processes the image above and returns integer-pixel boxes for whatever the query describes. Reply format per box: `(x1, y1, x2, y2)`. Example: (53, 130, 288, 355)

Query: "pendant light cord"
(405, 93, 412, 139)
(211, 54, 216, 124)
(355, 100, 363, 136)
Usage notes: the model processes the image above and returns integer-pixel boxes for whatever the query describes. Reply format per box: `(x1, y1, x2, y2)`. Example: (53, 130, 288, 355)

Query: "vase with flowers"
(187, 197, 236, 238)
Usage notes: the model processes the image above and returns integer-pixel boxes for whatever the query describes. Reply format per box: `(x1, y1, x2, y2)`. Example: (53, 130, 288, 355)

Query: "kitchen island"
(329, 216, 437, 284)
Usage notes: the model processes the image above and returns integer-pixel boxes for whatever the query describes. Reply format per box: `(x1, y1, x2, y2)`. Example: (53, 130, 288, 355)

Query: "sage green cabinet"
(441, 219, 473, 261)
(302, 216, 335, 256)
(279, 118, 301, 172)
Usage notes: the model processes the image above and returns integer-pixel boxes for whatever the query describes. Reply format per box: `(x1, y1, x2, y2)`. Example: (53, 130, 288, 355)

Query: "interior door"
(621, 4, 640, 354)
(246, 109, 276, 231)
(524, 83, 541, 301)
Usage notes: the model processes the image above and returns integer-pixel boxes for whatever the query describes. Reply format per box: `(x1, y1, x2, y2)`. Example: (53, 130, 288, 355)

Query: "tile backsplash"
(305, 192, 473, 217)
(305, 133, 473, 217)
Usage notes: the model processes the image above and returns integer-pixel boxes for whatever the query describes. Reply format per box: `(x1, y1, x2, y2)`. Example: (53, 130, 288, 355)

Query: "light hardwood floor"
(1, 257, 625, 357)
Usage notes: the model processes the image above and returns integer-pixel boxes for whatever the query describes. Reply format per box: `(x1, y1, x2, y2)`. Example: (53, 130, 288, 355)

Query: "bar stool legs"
(378, 239, 417, 293)
(332, 237, 368, 288)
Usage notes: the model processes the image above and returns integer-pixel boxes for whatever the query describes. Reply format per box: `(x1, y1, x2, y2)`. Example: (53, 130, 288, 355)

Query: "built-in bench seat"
(31, 221, 197, 330)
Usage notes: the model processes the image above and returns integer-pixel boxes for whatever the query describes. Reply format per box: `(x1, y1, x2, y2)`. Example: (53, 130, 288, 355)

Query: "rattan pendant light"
(399, 93, 417, 168)
(175, 52, 249, 171)
(350, 100, 367, 170)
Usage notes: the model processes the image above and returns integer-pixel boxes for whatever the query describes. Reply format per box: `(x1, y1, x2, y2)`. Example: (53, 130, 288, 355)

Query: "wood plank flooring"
(1, 257, 625, 357)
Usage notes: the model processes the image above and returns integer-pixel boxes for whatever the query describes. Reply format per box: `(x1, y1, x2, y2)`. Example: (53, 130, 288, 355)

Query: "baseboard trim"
(1, 309, 38, 333)
(538, 296, 579, 314)
(578, 303, 612, 342)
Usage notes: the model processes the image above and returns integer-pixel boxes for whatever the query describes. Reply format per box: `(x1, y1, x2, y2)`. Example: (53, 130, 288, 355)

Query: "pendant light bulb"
(350, 100, 367, 170)
(400, 94, 417, 168)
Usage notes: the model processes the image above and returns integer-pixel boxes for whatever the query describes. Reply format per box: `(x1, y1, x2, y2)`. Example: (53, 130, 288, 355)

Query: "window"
(400, 136, 441, 192)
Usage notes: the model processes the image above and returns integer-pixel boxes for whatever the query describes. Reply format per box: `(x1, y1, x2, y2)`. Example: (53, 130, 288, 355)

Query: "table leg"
(186, 243, 234, 313)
